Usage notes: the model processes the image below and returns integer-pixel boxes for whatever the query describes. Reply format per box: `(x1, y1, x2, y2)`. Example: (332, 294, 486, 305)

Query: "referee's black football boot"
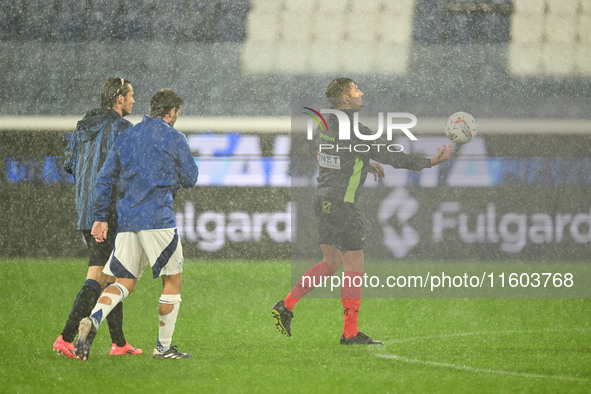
(74, 317, 97, 360)
(271, 300, 293, 337)
(340, 331, 384, 345)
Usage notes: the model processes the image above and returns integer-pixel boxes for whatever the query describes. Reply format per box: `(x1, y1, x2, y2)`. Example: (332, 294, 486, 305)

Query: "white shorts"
(103, 228, 184, 280)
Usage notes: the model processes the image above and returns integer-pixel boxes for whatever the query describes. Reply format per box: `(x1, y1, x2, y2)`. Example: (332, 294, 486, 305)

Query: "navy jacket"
(64, 108, 132, 230)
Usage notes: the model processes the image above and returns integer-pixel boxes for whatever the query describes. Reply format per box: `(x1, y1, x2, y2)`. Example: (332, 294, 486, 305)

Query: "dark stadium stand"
(0, 0, 248, 43)
(0, 0, 590, 117)
(117, 0, 153, 41)
(413, 0, 448, 43)
(216, 0, 250, 43)
(414, 0, 512, 43)
(51, 0, 87, 42)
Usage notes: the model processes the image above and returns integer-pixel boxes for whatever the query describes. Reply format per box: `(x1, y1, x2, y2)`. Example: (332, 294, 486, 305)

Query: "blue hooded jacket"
(64, 108, 132, 230)
(93, 115, 198, 232)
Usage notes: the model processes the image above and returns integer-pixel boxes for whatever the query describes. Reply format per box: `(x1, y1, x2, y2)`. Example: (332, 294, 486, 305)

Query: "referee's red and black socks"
(284, 260, 334, 311)
(341, 271, 362, 339)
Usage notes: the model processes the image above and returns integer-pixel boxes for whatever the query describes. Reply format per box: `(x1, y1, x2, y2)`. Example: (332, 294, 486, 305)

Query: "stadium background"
(1, 0, 590, 263)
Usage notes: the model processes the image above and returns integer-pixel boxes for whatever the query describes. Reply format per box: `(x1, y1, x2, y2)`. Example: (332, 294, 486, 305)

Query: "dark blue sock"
(60, 279, 101, 342)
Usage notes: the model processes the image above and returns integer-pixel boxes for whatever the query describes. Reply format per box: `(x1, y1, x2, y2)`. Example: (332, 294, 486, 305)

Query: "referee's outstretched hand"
(91, 221, 108, 243)
(369, 162, 385, 183)
(430, 144, 452, 167)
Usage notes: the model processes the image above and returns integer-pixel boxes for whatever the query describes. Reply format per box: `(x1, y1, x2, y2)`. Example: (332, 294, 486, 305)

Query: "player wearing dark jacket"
(53, 77, 141, 359)
(64, 108, 131, 230)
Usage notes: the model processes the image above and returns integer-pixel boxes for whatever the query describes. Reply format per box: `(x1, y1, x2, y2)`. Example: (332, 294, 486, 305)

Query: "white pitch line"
(375, 353, 586, 382)
(386, 327, 590, 345)
(373, 328, 590, 382)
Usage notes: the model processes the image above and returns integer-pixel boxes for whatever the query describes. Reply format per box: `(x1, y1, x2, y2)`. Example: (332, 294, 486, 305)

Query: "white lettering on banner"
(186, 133, 290, 186)
(363, 136, 498, 189)
(176, 202, 294, 252)
(271, 136, 291, 187)
(498, 213, 527, 253)
(185, 133, 495, 188)
(433, 203, 591, 253)
(376, 189, 591, 258)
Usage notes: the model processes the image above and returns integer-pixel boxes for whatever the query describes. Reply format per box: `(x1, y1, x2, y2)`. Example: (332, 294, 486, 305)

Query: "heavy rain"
(1, 0, 591, 392)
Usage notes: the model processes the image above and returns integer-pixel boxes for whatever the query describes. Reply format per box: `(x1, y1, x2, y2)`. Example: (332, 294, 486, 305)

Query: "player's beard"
(121, 101, 132, 117)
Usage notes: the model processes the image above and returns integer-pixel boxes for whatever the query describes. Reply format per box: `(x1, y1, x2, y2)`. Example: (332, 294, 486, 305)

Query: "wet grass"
(0, 258, 590, 393)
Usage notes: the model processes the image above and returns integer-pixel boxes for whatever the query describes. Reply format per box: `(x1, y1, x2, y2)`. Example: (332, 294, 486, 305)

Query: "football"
(445, 112, 477, 145)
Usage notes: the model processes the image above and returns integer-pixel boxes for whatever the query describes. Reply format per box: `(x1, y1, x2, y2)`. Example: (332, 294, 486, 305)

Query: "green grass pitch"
(0, 258, 589, 393)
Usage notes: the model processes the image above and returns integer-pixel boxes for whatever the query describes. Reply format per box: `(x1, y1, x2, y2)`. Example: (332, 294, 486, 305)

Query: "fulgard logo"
(176, 201, 293, 252)
(378, 188, 420, 258)
(302, 107, 419, 153)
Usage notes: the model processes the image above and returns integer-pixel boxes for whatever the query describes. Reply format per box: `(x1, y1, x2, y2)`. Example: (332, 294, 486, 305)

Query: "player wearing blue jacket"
(93, 113, 198, 232)
(74, 89, 199, 360)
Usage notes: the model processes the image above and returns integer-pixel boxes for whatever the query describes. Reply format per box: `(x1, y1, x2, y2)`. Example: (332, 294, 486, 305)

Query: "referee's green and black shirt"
(315, 109, 431, 205)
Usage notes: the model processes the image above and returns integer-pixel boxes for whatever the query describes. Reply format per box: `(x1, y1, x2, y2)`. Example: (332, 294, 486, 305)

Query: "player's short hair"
(101, 76, 131, 108)
(150, 89, 184, 118)
(325, 77, 354, 107)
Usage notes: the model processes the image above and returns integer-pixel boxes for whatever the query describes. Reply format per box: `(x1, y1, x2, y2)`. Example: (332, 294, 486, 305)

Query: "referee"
(272, 77, 452, 344)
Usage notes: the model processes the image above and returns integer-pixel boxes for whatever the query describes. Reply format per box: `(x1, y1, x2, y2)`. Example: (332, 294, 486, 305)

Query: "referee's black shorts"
(81, 221, 117, 267)
(313, 195, 366, 252)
